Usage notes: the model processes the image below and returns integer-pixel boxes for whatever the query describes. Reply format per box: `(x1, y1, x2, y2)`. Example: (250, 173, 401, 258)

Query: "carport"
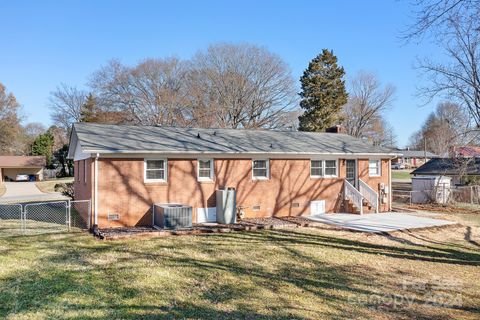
(0, 156, 46, 182)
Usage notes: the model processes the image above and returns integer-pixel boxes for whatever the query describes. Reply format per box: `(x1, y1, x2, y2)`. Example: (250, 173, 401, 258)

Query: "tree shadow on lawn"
(204, 229, 480, 267)
(0, 231, 381, 319)
(0, 229, 478, 319)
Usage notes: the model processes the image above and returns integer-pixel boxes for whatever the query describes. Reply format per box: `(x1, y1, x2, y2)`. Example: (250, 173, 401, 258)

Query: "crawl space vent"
(107, 213, 120, 221)
(252, 205, 261, 211)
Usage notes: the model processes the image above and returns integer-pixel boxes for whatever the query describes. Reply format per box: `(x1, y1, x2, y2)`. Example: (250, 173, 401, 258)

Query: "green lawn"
(0, 216, 479, 319)
(392, 170, 412, 180)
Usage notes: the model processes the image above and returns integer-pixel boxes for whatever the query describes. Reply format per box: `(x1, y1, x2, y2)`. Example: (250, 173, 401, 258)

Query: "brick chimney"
(325, 125, 346, 134)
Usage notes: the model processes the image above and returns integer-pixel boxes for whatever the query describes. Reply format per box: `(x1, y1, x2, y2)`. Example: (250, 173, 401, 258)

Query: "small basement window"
(198, 159, 214, 181)
(369, 160, 381, 177)
(145, 159, 167, 182)
(252, 159, 269, 179)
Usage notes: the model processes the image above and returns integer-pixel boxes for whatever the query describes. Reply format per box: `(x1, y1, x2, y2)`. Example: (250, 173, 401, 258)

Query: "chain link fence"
(0, 199, 90, 235)
(393, 186, 480, 206)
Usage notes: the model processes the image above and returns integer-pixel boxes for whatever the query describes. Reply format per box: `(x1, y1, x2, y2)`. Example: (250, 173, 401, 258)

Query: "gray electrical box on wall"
(216, 188, 237, 224)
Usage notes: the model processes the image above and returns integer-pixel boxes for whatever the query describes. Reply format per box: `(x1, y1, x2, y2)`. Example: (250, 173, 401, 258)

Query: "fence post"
(21, 205, 26, 234)
(67, 200, 71, 231)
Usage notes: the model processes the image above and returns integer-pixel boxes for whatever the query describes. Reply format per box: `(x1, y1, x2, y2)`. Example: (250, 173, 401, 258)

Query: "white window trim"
(369, 159, 381, 177)
(197, 158, 214, 182)
(310, 159, 324, 179)
(310, 159, 338, 178)
(252, 159, 270, 180)
(144, 158, 168, 183)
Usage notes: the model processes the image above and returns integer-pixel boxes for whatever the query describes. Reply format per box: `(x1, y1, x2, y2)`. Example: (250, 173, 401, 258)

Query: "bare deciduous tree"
(188, 43, 298, 129)
(408, 101, 475, 155)
(0, 82, 24, 155)
(51, 43, 299, 130)
(417, 16, 480, 125)
(405, 1, 480, 127)
(342, 72, 396, 139)
(49, 84, 87, 131)
(403, 0, 479, 41)
(90, 58, 190, 126)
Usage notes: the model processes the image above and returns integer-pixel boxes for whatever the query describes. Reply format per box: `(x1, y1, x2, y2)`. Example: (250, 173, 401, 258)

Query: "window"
(310, 160, 338, 178)
(310, 160, 323, 177)
(325, 160, 337, 177)
(198, 159, 214, 181)
(252, 159, 269, 179)
(369, 160, 381, 176)
(144, 159, 167, 182)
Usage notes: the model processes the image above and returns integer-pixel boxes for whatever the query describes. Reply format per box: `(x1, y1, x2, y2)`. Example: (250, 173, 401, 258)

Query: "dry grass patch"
(35, 177, 73, 193)
(0, 215, 478, 319)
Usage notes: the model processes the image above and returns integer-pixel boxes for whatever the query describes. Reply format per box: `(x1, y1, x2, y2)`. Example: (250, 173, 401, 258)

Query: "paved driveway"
(0, 182, 67, 202)
(308, 212, 456, 233)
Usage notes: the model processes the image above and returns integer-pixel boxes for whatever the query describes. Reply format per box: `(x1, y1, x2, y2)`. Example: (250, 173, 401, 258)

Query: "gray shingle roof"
(398, 150, 438, 158)
(71, 123, 398, 156)
(412, 158, 480, 176)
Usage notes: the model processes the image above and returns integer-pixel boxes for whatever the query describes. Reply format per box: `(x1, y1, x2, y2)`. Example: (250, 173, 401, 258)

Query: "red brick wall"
(358, 159, 390, 212)
(92, 157, 391, 228)
(73, 159, 93, 226)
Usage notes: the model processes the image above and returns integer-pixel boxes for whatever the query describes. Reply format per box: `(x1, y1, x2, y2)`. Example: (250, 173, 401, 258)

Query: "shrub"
(54, 182, 74, 198)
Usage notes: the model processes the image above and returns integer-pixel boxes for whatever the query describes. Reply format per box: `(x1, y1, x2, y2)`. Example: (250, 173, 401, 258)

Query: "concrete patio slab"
(307, 212, 456, 233)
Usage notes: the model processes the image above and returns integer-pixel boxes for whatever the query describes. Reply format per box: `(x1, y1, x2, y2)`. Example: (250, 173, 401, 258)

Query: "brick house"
(67, 123, 399, 228)
(391, 149, 438, 168)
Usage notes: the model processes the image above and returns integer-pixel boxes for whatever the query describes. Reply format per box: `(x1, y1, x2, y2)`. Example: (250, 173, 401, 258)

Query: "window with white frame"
(144, 159, 167, 182)
(310, 160, 323, 177)
(310, 160, 338, 178)
(369, 160, 381, 176)
(252, 159, 269, 179)
(198, 159, 214, 181)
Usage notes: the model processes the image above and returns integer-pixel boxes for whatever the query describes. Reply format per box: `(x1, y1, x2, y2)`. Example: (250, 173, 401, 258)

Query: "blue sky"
(0, 0, 442, 146)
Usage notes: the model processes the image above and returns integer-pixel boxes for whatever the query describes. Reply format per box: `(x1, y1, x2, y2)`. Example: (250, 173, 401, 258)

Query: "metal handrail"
(359, 179, 379, 213)
(344, 180, 364, 215)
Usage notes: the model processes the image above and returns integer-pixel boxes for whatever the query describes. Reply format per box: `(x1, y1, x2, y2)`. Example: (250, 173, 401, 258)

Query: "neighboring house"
(448, 145, 480, 158)
(0, 156, 46, 182)
(412, 157, 480, 185)
(392, 149, 438, 168)
(67, 123, 399, 228)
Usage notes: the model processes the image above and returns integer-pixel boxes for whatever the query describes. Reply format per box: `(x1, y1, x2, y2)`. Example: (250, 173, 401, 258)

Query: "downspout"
(94, 153, 99, 227)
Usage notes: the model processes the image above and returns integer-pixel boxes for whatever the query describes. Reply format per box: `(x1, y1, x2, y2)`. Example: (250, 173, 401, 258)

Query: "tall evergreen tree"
(298, 49, 348, 131)
(31, 131, 55, 167)
(80, 93, 98, 122)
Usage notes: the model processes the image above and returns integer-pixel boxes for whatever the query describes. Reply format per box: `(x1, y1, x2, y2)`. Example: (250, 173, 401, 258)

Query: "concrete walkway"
(0, 182, 67, 203)
(308, 212, 456, 233)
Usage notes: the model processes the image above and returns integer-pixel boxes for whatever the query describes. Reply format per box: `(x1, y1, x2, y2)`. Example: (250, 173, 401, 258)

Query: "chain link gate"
(0, 199, 91, 235)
